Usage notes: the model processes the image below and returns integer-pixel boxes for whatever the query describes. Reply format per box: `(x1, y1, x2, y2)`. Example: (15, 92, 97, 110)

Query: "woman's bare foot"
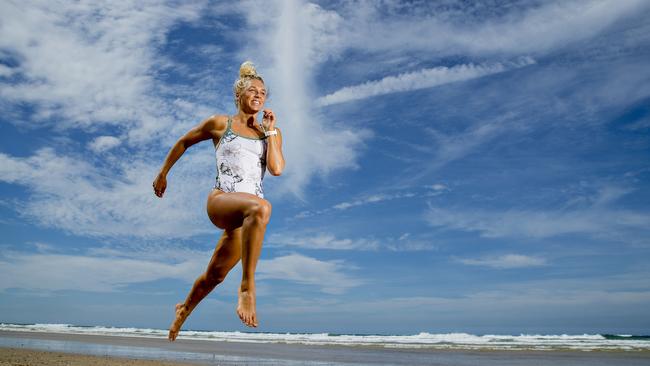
(237, 288, 258, 327)
(168, 303, 189, 341)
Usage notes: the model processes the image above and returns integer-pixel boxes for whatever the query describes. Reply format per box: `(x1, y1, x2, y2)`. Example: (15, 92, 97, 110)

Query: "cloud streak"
(457, 254, 546, 269)
(426, 205, 650, 240)
(317, 58, 535, 106)
(335, 0, 649, 56)
(258, 253, 363, 294)
(333, 192, 417, 210)
(266, 230, 436, 252)
(267, 232, 379, 251)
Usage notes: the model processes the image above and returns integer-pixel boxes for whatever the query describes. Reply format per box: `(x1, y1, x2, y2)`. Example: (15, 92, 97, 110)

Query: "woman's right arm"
(153, 115, 225, 198)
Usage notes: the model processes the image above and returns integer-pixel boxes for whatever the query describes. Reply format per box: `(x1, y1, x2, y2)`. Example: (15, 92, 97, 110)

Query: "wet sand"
(0, 347, 199, 366)
(1, 330, 649, 366)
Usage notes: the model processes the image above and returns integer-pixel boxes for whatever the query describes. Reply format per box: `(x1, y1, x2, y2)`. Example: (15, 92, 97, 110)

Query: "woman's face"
(239, 79, 266, 113)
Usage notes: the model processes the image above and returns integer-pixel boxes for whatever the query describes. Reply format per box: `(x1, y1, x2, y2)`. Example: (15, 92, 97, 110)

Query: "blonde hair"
(233, 61, 264, 109)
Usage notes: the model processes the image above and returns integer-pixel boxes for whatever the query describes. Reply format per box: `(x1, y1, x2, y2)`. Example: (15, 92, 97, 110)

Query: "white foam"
(1, 323, 648, 351)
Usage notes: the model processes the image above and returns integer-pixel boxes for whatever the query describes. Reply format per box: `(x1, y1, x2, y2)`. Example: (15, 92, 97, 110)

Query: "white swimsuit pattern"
(214, 117, 267, 198)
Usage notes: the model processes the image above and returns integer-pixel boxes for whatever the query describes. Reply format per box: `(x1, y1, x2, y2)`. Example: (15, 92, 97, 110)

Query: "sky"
(1, 0, 649, 336)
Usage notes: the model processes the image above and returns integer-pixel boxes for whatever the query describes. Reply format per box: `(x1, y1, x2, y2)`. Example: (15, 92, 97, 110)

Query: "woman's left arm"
(263, 109, 285, 176)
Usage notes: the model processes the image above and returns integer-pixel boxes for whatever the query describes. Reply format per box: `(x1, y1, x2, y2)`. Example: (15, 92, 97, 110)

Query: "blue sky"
(1, 0, 649, 335)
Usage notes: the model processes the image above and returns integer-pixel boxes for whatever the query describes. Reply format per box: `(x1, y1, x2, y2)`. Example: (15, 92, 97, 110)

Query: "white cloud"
(418, 113, 520, 179)
(458, 254, 546, 269)
(0, 64, 15, 77)
(266, 232, 379, 251)
(426, 205, 650, 240)
(0, 0, 371, 239)
(0, 246, 363, 295)
(88, 135, 121, 153)
(0, 148, 215, 238)
(262, 271, 650, 329)
(336, 0, 649, 56)
(428, 184, 448, 191)
(333, 192, 416, 210)
(266, 231, 436, 252)
(0, 0, 254, 240)
(237, 0, 370, 196)
(293, 186, 448, 219)
(0, 251, 200, 292)
(257, 253, 362, 294)
(0, 0, 207, 144)
(317, 58, 535, 106)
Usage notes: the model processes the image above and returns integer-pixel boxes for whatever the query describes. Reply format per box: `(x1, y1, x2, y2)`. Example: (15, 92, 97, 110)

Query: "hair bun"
(239, 61, 258, 78)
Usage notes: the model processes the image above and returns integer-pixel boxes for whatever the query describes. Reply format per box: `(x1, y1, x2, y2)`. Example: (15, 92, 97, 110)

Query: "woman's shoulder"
(203, 114, 229, 131)
(206, 114, 230, 124)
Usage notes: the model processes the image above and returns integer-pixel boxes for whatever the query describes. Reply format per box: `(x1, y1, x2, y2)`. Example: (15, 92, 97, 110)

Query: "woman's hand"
(153, 172, 167, 198)
(262, 109, 276, 131)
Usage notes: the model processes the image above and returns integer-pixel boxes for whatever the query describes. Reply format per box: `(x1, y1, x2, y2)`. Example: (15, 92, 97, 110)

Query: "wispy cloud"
(0, 245, 362, 295)
(266, 231, 436, 252)
(426, 201, 650, 241)
(88, 136, 121, 153)
(262, 272, 650, 332)
(317, 58, 535, 106)
(267, 232, 379, 251)
(335, 0, 649, 56)
(397, 52, 650, 183)
(237, 0, 369, 196)
(428, 181, 648, 243)
(0, 148, 215, 238)
(257, 253, 363, 294)
(333, 192, 417, 210)
(0, 0, 237, 240)
(0, 250, 201, 292)
(295, 185, 447, 219)
(457, 254, 546, 269)
(265, 266, 650, 315)
(0, 0, 208, 144)
(423, 115, 517, 172)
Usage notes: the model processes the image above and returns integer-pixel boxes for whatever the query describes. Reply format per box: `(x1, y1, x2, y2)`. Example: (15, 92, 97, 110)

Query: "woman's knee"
(247, 199, 272, 224)
(204, 267, 228, 286)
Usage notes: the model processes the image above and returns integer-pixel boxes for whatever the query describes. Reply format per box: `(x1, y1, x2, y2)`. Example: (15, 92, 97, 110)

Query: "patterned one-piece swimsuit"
(214, 117, 267, 198)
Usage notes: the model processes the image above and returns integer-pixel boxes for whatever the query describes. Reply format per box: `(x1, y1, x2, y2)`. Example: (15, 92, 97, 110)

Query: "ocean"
(1, 322, 649, 352)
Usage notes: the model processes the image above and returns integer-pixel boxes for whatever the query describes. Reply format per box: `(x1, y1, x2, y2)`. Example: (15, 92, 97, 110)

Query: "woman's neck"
(235, 110, 259, 127)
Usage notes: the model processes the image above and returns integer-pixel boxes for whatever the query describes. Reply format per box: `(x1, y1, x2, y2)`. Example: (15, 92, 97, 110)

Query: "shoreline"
(2, 330, 650, 366)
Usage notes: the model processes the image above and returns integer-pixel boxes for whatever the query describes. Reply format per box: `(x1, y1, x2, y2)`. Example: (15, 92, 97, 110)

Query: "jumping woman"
(152, 61, 284, 340)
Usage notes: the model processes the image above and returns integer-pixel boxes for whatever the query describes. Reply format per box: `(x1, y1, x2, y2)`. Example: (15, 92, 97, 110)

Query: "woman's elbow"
(268, 164, 284, 176)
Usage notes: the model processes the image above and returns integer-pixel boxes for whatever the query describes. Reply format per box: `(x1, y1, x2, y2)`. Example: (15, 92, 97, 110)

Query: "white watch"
(264, 130, 278, 136)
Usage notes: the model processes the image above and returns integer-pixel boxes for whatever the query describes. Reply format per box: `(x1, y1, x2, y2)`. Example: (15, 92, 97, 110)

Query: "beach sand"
(2, 330, 650, 366)
(0, 347, 199, 366)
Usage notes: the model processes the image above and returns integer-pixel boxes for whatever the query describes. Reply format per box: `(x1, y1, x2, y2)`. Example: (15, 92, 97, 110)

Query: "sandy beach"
(0, 347, 200, 366)
(2, 330, 650, 366)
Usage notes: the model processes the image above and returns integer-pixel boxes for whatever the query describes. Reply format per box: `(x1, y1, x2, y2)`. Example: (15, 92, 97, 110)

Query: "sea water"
(1, 322, 649, 352)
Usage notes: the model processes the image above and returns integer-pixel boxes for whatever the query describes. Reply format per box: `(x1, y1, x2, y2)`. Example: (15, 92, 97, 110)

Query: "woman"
(152, 61, 284, 341)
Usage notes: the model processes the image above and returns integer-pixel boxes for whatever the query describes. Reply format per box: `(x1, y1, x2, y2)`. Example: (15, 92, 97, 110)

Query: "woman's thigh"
(206, 190, 271, 230)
